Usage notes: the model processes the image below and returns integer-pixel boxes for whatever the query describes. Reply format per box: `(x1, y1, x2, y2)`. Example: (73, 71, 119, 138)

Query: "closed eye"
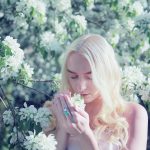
(70, 76, 78, 79)
(86, 76, 92, 80)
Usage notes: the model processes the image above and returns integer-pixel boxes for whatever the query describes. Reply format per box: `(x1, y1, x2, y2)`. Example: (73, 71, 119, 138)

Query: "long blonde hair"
(60, 34, 128, 149)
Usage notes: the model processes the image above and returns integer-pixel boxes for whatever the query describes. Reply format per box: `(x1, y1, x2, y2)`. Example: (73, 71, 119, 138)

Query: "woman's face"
(66, 52, 100, 104)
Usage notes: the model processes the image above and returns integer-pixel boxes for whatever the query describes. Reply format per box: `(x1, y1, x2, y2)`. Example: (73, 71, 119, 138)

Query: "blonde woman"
(44, 34, 148, 150)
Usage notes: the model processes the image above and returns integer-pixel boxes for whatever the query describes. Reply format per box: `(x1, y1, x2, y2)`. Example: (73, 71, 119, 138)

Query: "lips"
(80, 94, 89, 96)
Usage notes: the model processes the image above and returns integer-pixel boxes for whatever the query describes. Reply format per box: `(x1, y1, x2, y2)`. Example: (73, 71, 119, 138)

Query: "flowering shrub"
(0, 0, 150, 149)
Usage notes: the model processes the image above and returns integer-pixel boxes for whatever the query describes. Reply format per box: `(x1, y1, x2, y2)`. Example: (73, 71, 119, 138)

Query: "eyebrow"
(67, 69, 91, 74)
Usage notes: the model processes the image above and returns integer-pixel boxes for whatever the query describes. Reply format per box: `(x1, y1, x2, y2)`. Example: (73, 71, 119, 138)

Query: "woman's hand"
(51, 91, 91, 136)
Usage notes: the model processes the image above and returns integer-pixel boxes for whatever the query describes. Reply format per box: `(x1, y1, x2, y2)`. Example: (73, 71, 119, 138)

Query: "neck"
(85, 96, 102, 129)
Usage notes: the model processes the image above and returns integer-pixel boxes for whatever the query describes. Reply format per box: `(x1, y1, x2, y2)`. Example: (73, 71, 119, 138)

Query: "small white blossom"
(19, 103, 37, 121)
(71, 15, 87, 32)
(127, 19, 135, 30)
(122, 66, 146, 94)
(40, 31, 55, 47)
(3, 110, 14, 125)
(141, 38, 150, 53)
(34, 107, 52, 129)
(2, 36, 21, 51)
(10, 127, 24, 144)
(53, 0, 71, 12)
(0, 11, 4, 18)
(132, 1, 144, 16)
(1, 36, 25, 79)
(139, 78, 150, 102)
(51, 73, 62, 91)
(24, 131, 57, 150)
(71, 94, 85, 110)
(23, 63, 34, 78)
(16, 0, 47, 24)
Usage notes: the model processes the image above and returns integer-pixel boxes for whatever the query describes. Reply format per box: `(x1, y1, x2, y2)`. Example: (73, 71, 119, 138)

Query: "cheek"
(68, 78, 76, 90)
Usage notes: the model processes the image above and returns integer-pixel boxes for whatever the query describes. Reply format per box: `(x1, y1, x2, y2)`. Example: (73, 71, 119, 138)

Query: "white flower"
(24, 131, 57, 150)
(71, 15, 87, 31)
(109, 33, 119, 45)
(141, 38, 150, 53)
(71, 94, 85, 110)
(10, 127, 24, 144)
(1, 36, 25, 77)
(23, 63, 34, 78)
(34, 107, 52, 129)
(132, 1, 144, 16)
(85, 0, 95, 10)
(127, 19, 135, 30)
(40, 31, 55, 47)
(0, 11, 4, 18)
(6, 56, 22, 73)
(122, 66, 146, 94)
(51, 73, 62, 91)
(53, 0, 71, 12)
(3, 110, 14, 125)
(19, 103, 37, 121)
(139, 78, 150, 102)
(16, 0, 47, 24)
(54, 20, 67, 42)
(3, 36, 24, 60)
(139, 89, 150, 102)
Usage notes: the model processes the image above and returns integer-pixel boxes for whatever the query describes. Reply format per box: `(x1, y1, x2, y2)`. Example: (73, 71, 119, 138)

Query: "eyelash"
(70, 76, 92, 80)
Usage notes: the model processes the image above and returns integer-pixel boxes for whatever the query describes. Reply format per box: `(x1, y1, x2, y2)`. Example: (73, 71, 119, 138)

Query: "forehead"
(66, 52, 91, 74)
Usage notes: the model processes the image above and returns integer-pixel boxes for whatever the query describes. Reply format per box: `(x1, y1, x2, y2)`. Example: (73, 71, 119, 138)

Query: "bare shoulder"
(124, 101, 148, 120)
(123, 102, 148, 149)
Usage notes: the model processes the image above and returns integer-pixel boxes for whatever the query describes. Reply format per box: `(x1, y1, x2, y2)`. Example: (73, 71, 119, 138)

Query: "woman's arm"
(56, 126, 69, 150)
(127, 103, 148, 150)
(77, 128, 99, 150)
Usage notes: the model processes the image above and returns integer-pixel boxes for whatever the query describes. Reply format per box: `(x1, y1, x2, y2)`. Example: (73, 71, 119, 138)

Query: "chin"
(84, 97, 94, 104)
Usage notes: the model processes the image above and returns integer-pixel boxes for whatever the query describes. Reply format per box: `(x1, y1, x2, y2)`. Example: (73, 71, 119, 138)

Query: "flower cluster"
(121, 65, 150, 103)
(0, 36, 34, 83)
(2, 109, 14, 126)
(2, 103, 56, 149)
(52, 0, 71, 12)
(71, 94, 85, 110)
(139, 76, 150, 102)
(121, 66, 146, 95)
(51, 73, 62, 92)
(16, 0, 47, 24)
(70, 15, 87, 35)
(0, 36, 24, 79)
(18, 103, 52, 129)
(24, 131, 57, 150)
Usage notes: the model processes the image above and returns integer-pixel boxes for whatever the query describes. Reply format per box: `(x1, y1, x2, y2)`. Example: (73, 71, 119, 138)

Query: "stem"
(14, 81, 51, 99)
(0, 85, 22, 148)
(29, 79, 53, 82)
(0, 96, 7, 108)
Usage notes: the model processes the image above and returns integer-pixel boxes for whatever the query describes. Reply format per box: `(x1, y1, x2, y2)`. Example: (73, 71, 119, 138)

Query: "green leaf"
(0, 43, 12, 57)
(40, 47, 48, 59)
(0, 57, 5, 68)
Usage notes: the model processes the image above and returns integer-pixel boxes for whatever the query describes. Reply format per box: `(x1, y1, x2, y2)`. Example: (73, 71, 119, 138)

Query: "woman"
(44, 34, 148, 150)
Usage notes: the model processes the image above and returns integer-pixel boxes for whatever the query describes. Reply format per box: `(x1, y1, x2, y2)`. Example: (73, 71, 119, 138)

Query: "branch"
(0, 85, 22, 148)
(15, 81, 51, 99)
(29, 79, 53, 83)
(0, 96, 7, 108)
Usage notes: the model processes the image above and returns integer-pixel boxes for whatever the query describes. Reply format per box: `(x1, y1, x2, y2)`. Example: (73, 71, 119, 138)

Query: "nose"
(76, 79, 87, 93)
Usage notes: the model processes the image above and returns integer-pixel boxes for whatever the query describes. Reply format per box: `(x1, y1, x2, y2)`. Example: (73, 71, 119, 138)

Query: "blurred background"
(0, 0, 150, 149)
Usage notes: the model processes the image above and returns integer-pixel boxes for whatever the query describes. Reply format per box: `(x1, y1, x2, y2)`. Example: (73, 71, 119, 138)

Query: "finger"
(59, 95, 73, 121)
(53, 96, 66, 120)
(70, 123, 82, 134)
(74, 106, 89, 119)
(64, 94, 75, 109)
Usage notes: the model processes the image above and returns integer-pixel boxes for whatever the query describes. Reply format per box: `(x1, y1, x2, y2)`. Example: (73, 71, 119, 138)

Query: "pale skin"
(47, 52, 148, 150)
